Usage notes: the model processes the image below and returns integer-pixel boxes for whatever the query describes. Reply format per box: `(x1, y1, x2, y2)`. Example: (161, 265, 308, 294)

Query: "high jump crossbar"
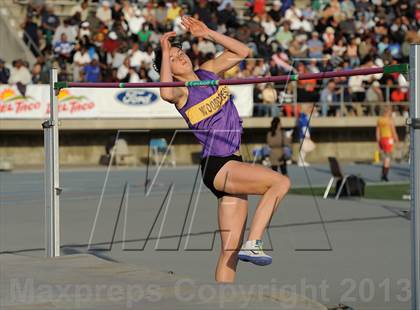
(44, 52, 419, 309)
(54, 64, 408, 90)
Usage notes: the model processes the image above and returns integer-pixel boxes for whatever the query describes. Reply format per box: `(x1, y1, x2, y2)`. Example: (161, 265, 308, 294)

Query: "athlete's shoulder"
(196, 67, 220, 79)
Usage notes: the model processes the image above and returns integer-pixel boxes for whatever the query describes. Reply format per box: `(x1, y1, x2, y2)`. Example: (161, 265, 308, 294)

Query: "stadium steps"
(0, 0, 36, 64)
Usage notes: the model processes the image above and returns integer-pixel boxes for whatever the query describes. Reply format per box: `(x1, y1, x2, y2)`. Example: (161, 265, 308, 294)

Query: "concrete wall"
(0, 118, 409, 167)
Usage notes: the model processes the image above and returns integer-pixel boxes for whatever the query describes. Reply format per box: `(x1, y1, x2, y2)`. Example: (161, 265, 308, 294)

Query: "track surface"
(0, 163, 411, 309)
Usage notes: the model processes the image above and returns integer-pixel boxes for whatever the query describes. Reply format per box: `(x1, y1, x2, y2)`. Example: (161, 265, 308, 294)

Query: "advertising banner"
(0, 84, 254, 119)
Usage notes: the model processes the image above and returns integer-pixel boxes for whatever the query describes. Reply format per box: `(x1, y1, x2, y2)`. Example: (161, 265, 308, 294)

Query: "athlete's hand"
(181, 16, 210, 38)
(160, 31, 177, 53)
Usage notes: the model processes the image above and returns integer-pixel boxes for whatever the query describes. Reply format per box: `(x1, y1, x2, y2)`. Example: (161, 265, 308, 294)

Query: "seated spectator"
(70, 0, 89, 22)
(275, 21, 293, 50)
(322, 27, 335, 50)
(79, 21, 92, 40)
(366, 81, 384, 116)
(223, 63, 240, 79)
(271, 50, 294, 73)
(356, 15, 375, 34)
(142, 2, 157, 26)
(339, 15, 356, 36)
(117, 57, 130, 81)
(103, 31, 120, 54)
(167, 1, 181, 22)
(358, 36, 374, 60)
(109, 68, 120, 82)
(139, 45, 155, 69)
(320, 80, 339, 117)
(194, 0, 212, 24)
(322, 0, 341, 19)
(332, 38, 347, 57)
(114, 16, 130, 41)
(0, 59, 10, 84)
(128, 9, 146, 35)
(279, 83, 298, 117)
(238, 60, 256, 78)
(348, 72, 369, 116)
(128, 43, 143, 70)
(84, 59, 101, 82)
(197, 37, 216, 55)
(41, 6, 60, 47)
(173, 8, 187, 35)
(96, 1, 113, 26)
(285, 3, 302, 31)
(253, 59, 269, 77)
(253, 0, 266, 16)
(112, 1, 124, 21)
(217, 0, 233, 11)
(296, 63, 317, 102)
(340, 0, 356, 18)
(217, 3, 239, 29)
(306, 59, 320, 73)
(298, 15, 314, 33)
(307, 32, 323, 59)
(31, 63, 43, 84)
(268, 1, 282, 23)
(391, 87, 408, 103)
(73, 44, 91, 82)
(260, 83, 279, 117)
(109, 46, 127, 69)
(346, 37, 360, 68)
(155, 1, 168, 32)
(137, 23, 153, 46)
(38, 55, 52, 84)
(288, 39, 307, 59)
(53, 19, 77, 45)
(139, 67, 150, 82)
(128, 67, 141, 83)
(54, 33, 74, 64)
(122, 1, 134, 22)
(387, 39, 402, 59)
(8, 59, 31, 85)
(260, 14, 276, 37)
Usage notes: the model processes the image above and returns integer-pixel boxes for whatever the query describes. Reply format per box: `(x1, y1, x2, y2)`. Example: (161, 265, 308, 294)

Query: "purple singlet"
(176, 69, 243, 158)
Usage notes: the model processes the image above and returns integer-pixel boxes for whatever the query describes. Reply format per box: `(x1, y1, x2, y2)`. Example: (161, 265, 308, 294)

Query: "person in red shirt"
(102, 31, 120, 54)
(253, 0, 266, 16)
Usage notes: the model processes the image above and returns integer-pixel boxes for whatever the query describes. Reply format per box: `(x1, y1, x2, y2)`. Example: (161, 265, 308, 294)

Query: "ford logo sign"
(116, 90, 158, 106)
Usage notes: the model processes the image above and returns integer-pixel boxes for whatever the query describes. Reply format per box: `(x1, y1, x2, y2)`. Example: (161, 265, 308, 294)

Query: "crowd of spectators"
(0, 0, 419, 117)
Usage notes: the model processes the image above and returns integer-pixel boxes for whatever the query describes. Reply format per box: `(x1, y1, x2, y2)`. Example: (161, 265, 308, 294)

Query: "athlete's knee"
(283, 176, 291, 191)
(271, 175, 291, 195)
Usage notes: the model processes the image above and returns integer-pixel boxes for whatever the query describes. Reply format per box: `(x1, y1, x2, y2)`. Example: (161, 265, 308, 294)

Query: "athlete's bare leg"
(214, 161, 290, 241)
(215, 194, 248, 283)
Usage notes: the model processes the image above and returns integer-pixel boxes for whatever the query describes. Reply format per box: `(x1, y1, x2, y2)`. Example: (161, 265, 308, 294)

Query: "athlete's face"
(169, 47, 193, 76)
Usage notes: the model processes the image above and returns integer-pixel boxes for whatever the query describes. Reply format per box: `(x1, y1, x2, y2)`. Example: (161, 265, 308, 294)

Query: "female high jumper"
(153, 16, 291, 283)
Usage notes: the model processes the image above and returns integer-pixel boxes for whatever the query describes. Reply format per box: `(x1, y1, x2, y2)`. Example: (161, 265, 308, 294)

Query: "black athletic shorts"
(200, 154, 243, 199)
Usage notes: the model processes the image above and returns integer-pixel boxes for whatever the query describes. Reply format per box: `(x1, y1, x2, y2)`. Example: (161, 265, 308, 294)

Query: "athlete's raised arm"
(181, 16, 251, 75)
(158, 31, 186, 104)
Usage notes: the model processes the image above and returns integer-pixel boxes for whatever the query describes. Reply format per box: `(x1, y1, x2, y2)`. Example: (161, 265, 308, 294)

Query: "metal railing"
(253, 84, 410, 117)
(2, 0, 42, 57)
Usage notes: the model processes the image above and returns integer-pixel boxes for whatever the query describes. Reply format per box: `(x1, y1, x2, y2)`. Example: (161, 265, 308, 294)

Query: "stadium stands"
(0, 0, 418, 117)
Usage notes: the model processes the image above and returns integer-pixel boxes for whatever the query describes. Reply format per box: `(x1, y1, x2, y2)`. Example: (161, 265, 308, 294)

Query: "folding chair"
(252, 146, 270, 164)
(149, 138, 176, 167)
(323, 156, 351, 200)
